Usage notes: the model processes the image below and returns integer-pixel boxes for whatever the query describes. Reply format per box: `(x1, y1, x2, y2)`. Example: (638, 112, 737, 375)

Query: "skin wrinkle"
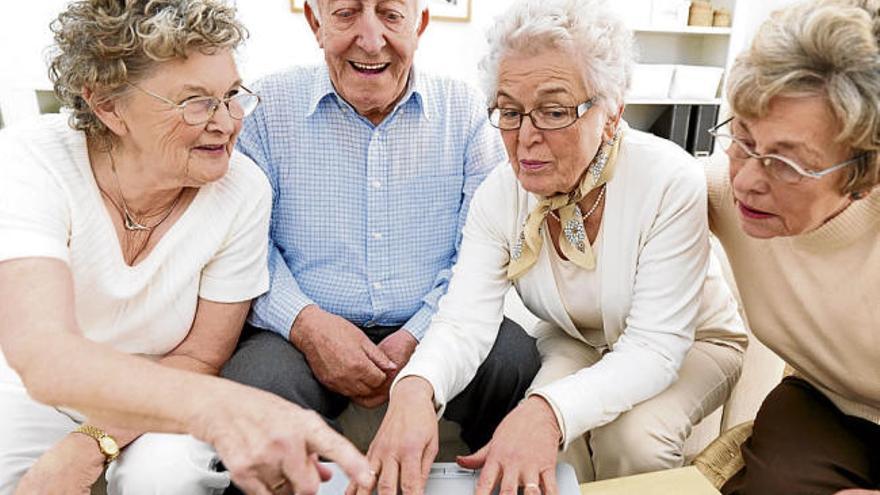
(729, 95, 855, 238)
(308, 0, 428, 125)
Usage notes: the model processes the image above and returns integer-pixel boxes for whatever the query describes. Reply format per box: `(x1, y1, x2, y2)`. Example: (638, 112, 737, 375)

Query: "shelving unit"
(619, 0, 739, 154)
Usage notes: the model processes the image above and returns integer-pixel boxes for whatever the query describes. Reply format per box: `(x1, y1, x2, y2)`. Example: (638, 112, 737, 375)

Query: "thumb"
(362, 341, 397, 372)
(456, 444, 489, 470)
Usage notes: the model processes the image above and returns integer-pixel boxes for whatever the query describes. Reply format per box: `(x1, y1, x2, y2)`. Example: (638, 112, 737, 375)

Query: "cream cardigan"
(398, 127, 747, 445)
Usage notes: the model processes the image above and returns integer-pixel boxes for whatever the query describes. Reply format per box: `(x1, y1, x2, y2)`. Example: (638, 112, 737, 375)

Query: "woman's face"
(113, 49, 243, 187)
(495, 49, 612, 197)
(729, 95, 853, 238)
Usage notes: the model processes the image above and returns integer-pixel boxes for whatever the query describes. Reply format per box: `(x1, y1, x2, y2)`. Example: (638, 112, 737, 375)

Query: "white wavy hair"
(479, 0, 635, 114)
(305, 0, 428, 22)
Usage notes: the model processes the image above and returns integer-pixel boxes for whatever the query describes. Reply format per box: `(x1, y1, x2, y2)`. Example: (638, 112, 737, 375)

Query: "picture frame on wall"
(289, 0, 471, 23)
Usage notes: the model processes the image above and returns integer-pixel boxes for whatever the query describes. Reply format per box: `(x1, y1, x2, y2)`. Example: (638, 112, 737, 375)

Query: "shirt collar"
(306, 64, 433, 122)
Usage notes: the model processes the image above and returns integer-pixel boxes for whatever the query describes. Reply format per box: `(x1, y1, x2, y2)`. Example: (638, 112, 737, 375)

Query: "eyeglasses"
(126, 82, 261, 125)
(708, 116, 863, 184)
(488, 99, 595, 131)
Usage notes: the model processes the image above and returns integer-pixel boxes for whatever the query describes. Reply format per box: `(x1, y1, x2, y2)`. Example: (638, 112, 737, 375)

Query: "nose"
(517, 114, 544, 148)
(205, 100, 236, 135)
(731, 155, 771, 198)
(355, 10, 387, 55)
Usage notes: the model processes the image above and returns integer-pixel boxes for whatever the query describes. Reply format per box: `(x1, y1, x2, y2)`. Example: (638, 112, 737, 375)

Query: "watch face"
(99, 436, 120, 456)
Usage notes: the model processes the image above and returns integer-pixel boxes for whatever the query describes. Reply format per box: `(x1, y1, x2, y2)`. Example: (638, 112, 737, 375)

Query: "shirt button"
(371, 180, 382, 189)
(371, 232, 383, 240)
(373, 282, 383, 290)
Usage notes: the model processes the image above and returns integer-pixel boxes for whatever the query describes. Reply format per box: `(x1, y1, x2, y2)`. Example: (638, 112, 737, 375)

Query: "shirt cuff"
(403, 304, 435, 342)
(529, 377, 605, 450)
(249, 283, 315, 341)
(527, 390, 567, 449)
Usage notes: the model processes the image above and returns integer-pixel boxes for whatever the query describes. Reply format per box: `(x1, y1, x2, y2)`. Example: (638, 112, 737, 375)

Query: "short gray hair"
(305, 0, 428, 22)
(728, 0, 880, 194)
(48, 0, 246, 148)
(479, 0, 635, 113)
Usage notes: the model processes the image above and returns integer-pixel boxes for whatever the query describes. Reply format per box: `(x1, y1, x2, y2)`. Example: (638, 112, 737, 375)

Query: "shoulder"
(249, 65, 324, 109)
(617, 126, 706, 195)
(414, 70, 488, 116)
(0, 114, 86, 178)
(470, 163, 525, 221)
(211, 151, 273, 207)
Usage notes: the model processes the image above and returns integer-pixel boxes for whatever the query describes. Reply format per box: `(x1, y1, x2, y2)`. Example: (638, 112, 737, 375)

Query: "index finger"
(474, 459, 501, 495)
(541, 466, 559, 495)
(306, 420, 373, 489)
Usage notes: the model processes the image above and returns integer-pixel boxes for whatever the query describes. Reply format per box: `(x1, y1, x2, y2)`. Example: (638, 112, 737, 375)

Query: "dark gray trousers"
(221, 317, 540, 452)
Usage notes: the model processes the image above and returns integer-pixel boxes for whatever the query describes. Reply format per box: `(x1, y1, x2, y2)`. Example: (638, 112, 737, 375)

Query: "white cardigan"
(397, 127, 747, 446)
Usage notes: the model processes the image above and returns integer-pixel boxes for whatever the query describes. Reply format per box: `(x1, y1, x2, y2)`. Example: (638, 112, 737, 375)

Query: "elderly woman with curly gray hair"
(0, 1, 371, 494)
(708, 0, 880, 493)
(358, 1, 748, 494)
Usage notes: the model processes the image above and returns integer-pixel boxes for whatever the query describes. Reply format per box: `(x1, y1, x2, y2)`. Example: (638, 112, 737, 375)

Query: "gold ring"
(271, 479, 287, 491)
(524, 482, 540, 490)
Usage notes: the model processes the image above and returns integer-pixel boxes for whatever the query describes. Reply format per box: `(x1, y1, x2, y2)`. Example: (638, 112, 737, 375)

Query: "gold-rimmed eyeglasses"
(708, 116, 863, 184)
(126, 82, 261, 126)
(488, 99, 595, 131)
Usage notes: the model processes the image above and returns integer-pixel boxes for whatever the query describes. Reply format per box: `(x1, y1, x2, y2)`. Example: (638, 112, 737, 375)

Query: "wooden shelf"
(631, 26, 732, 35)
(626, 98, 723, 105)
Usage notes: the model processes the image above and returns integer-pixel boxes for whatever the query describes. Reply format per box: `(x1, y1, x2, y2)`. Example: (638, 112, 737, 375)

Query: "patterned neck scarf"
(508, 128, 623, 280)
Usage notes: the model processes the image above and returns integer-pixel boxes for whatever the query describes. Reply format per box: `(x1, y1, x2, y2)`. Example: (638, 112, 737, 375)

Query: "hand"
(352, 329, 418, 408)
(457, 396, 562, 495)
(291, 305, 396, 398)
(194, 384, 373, 495)
(347, 377, 439, 495)
(15, 433, 105, 495)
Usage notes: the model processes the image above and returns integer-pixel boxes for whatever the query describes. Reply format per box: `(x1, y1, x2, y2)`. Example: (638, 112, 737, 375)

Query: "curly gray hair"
(49, 0, 247, 146)
(479, 0, 635, 114)
(727, 0, 880, 194)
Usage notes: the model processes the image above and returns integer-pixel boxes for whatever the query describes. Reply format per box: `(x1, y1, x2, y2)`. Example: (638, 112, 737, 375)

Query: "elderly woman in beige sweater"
(705, 0, 880, 493)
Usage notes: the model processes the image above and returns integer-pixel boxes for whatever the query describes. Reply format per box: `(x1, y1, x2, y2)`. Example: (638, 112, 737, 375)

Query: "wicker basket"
(713, 8, 732, 27)
(689, 1, 714, 26)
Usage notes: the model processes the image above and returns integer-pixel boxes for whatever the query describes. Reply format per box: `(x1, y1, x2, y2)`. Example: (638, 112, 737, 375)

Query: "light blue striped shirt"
(239, 65, 506, 341)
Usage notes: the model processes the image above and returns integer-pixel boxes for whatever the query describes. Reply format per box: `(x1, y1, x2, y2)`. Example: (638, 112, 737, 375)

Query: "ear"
(603, 103, 624, 141)
(82, 86, 128, 138)
(416, 8, 430, 37)
(304, 2, 324, 48)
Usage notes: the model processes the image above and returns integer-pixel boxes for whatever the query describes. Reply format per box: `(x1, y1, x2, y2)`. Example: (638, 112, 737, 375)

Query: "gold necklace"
(107, 150, 182, 231)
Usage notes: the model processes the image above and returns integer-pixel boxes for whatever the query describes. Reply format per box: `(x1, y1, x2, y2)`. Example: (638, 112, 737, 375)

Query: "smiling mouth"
(349, 61, 390, 75)
(194, 144, 226, 152)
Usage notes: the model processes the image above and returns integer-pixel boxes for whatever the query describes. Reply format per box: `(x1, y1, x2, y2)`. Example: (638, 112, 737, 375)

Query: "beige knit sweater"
(707, 154, 880, 424)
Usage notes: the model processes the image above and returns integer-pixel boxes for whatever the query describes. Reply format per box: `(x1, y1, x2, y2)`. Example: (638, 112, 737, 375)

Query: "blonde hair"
(727, 0, 880, 194)
(479, 0, 635, 114)
(49, 0, 247, 146)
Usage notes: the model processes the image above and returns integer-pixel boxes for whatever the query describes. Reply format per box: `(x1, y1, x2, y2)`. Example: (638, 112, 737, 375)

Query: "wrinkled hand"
(15, 433, 105, 495)
(195, 385, 372, 495)
(348, 377, 439, 495)
(291, 305, 396, 398)
(458, 396, 562, 495)
(352, 329, 418, 408)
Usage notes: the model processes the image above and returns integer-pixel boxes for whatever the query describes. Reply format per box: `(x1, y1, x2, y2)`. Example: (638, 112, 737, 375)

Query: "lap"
(723, 377, 880, 494)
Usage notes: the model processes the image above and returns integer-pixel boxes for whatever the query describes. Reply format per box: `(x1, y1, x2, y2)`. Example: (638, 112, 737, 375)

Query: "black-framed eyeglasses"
(126, 82, 261, 126)
(488, 99, 595, 131)
(708, 116, 863, 184)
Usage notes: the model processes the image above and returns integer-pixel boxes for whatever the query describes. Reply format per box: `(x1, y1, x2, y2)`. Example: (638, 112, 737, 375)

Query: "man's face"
(307, 0, 429, 125)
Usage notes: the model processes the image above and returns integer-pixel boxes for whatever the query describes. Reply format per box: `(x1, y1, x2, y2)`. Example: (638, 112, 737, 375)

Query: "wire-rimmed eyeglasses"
(488, 99, 595, 131)
(127, 82, 261, 126)
(708, 116, 863, 184)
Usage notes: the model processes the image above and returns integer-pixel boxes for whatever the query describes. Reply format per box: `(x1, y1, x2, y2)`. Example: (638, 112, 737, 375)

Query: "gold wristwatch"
(73, 425, 120, 464)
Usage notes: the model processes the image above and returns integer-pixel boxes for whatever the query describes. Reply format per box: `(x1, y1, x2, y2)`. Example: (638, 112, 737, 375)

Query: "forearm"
(19, 331, 232, 437)
(86, 352, 226, 450)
